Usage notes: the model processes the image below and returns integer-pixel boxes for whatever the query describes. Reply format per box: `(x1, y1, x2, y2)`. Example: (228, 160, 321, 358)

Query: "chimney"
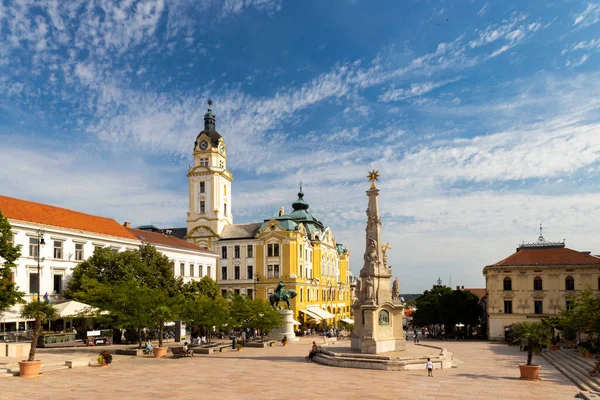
(456, 286, 460, 290)
(123, 222, 131, 228)
(461, 286, 464, 289)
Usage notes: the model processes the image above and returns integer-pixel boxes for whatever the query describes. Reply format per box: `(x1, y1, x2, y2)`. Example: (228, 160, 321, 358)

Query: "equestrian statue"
(269, 281, 297, 310)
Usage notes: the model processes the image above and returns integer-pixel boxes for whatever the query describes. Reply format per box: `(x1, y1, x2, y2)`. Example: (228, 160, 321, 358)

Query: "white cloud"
(469, 13, 528, 48)
(477, 3, 489, 17)
(574, 3, 600, 27)
(379, 78, 461, 102)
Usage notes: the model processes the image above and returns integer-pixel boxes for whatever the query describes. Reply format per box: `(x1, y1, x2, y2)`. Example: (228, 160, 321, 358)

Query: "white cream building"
(0, 195, 218, 328)
(483, 230, 600, 341)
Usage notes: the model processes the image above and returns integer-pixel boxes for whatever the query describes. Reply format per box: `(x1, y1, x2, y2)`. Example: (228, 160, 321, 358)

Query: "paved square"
(4, 338, 578, 399)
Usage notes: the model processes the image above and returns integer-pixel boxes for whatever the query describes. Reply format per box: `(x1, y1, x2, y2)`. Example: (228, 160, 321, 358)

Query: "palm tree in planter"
(510, 321, 553, 380)
(19, 301, 58, 377)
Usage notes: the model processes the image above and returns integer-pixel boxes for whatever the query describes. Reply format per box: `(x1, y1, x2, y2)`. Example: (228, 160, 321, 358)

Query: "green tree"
(182, 276, 219, 300)
(560, 288, 600, 338)
(246, 299, 283, 339)
(0, 209, 24, 312)
(510, 321, 552, 365)
(229, 293, 253, 329)
(20, 301, 57, 362)
(67, 244, 184, 348)
(412, 285, 452, 327)
(185, 295, 230, 345)
(412, 285, 483, 335)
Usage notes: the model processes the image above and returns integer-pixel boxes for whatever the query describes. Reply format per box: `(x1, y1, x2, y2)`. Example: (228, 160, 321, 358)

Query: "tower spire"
(204, 99, 216, 130)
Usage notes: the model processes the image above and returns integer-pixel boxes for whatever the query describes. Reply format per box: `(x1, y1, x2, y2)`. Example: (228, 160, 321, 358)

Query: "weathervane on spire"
(367, 169, 380, 189)
(207, 98, 213, 110)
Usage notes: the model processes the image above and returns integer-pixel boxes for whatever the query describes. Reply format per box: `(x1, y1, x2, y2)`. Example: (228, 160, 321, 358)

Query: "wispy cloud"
(574, 3, 600, 27)
(477, 3, 490, 17)
(379, 78, 461, 102)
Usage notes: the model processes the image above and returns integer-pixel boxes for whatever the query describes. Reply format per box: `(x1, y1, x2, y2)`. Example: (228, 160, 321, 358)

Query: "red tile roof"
(489, 246, 600, 267)
(461, 288, 487, 300)
(0, 195, 138, 240)
(127, 227, 215, 254)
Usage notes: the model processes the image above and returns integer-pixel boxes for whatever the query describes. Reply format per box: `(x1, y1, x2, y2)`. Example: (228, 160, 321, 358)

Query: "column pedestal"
(268, 310, 299, 341)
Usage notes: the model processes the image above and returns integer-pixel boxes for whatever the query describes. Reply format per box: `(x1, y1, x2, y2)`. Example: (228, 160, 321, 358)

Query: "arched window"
(534, 276, 543, 291)
(503, 277, 512, 291)
(565, 276, 575, 291)
(300, 288, 303, 302)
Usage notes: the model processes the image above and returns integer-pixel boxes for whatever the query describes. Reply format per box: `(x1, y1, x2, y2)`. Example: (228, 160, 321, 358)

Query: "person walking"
(413, 329, 419, 343)
(426, 358, 433, 377)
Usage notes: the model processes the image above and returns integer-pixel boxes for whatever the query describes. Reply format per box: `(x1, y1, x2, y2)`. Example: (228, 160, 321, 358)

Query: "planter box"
(548, 345, 561, 352)
(18, 360, 41, 377)
(519, 364, 541, 380)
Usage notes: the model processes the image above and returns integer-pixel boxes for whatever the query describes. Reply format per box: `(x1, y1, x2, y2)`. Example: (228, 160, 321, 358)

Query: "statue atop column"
(392, 277, 400, 301)
(365, 276, 374, 301)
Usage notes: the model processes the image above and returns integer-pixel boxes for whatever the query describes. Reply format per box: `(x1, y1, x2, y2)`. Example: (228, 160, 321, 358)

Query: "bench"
(195, 344, 230, 354)
(245, 340, 275, 348)
(171, 347, 193, 358)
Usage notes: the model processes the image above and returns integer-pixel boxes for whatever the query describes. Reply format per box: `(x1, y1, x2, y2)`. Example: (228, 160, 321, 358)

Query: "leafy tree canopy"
(182, 276, 219, 300)
(0, 209, 24, 312)
(412, 285, 482, 333)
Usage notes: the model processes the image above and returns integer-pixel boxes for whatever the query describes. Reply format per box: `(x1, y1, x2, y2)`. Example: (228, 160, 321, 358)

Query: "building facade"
(483, 230, 600, 341)
(164, 102, 353, 327)
(0, 195, 218, 327)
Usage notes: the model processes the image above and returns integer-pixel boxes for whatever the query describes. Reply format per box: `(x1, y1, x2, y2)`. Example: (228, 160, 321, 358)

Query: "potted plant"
(236, 343, 243, 352)
(97, 351, 113, 367)
(510, 321, 552, 380)
(18, 301, 58, 377)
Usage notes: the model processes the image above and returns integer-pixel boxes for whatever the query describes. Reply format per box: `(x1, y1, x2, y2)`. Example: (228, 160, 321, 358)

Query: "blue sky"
(2, 0, 600, 292)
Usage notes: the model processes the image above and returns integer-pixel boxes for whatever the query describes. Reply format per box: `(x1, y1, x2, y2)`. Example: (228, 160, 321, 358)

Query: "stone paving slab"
(0, 338, 579, 399)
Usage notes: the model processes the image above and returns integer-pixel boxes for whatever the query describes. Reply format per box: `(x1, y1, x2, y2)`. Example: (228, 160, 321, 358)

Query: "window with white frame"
(200, 200, 206, 214)
(247, 265, 253, 279)
(29, 238, 39, 257)
(199, 158, 209, 166)
(234, 265, 240, 280)
(267, 243, 280, 257)
(180, 263, 185, 276)
(75, 243, 84, 261)
(234, 245, 240, 258)
(190, 264, 195, 277)
(200, 181, 205, 193)
(274, 264, 280, 279)
(53, 241, 63, 259)
(29, 272, 39, 294)
(247, 245, 253, 258)
(199, 265, 203, 277)
(268, 264, 274, 279)
(53, 274, 63, 294)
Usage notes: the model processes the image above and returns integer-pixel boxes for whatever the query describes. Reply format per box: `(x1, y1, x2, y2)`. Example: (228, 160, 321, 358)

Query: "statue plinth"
(268, 310, 299, 341)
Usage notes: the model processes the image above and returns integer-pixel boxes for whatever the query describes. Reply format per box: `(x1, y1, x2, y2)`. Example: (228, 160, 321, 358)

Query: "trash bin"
(232, 336, 237, 349)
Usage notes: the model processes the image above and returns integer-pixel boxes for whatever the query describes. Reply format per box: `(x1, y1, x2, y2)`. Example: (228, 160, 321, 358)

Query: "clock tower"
(186, 100, 233, 248)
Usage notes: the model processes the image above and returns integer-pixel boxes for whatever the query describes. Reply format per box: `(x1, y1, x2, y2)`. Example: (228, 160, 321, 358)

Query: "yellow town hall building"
(167, 101, 353, 327)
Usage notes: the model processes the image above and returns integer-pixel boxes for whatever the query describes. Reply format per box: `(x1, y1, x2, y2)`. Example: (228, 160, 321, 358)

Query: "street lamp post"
(36, 229, 46, 302)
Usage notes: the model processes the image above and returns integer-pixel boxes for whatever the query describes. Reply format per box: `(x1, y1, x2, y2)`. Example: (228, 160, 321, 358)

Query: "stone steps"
(542, 350, 600, 395)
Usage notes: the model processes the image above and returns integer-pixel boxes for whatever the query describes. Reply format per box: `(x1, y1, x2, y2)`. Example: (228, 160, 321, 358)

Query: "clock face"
(199, 140, 209, 151)
(219, 143, 225, 154)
